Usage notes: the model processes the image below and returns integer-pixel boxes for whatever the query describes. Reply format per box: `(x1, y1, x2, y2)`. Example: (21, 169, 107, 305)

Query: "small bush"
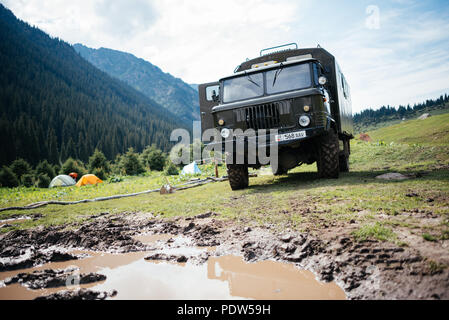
(10, 159, 32, 180)
(0, 166, 19, 188)
(88, 149, 111, 175)
(108, 176, 123, 183)
(61, 158, 86, 176)
(21, 174, 35, 187)
(36, 174, 51, 188)
(53, 164, 61, 175)
(36, 160, 55, 179)
(91, 167, 107, 180)
(141, 145, 166, 171)
(119, 148, 145, 176)
(164, 160, 179, 176)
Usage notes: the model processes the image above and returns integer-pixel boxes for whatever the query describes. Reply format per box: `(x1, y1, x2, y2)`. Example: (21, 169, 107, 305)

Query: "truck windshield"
(266, 63, 311, 94)
(222, 62, 313, 103)
(222, 72, 264, 103)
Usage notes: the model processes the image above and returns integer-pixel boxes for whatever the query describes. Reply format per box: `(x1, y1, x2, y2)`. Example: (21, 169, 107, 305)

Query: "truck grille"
(234, 100, 291, 130)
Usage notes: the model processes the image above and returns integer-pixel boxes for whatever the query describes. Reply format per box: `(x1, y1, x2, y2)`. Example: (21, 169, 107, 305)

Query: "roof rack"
(260, 43, 298, 56)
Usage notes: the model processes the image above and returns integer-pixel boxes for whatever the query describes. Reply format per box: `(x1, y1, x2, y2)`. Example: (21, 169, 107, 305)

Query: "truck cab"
(199, 44, 353, 190)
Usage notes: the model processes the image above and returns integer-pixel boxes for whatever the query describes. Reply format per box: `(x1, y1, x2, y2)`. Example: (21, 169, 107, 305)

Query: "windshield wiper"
(245, 72, 261, 87)
(272, 63, 284, 87)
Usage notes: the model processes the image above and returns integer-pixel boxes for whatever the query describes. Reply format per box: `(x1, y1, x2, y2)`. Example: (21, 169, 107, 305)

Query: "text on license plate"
(275, 130, 306, 142)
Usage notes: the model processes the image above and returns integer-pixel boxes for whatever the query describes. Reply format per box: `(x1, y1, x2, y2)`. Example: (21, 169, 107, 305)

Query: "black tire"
(227, 164, 249, 190)
(339, 139, 350, 172)
(272, 165, 287, 176)
(317, 130, 340, 179)
(339, 153, 349, 172)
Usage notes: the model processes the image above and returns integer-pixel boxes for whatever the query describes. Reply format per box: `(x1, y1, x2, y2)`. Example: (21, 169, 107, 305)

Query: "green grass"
(1, 113, 449, 248)
(352, 222, 397, 242)
(367, 112, 449, 147)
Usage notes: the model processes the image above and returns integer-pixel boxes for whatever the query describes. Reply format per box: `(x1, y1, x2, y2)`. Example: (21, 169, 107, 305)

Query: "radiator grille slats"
(234, 100, 290, 130)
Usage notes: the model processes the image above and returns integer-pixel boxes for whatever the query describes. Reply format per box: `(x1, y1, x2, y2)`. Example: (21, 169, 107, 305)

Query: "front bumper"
(204, 126, 326, 153)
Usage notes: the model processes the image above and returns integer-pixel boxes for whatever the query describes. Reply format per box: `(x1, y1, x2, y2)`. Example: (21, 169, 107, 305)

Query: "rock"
(176, 255, 188, 263)
(418, 113, 431, 120)
(144, 253, 189, 263)
(195, 212, 217, 219)
(280, 234, 293, 243)
(183, 222, 195, 233)
(243, 227, 252, 233)
(280, 243, 296, 254)
(2, 269, 106, 290)
(242, 241, 255, 249)
(34, 289, 117, 300)
(376, 173, 410, 181)
(406, 192, 419, 197)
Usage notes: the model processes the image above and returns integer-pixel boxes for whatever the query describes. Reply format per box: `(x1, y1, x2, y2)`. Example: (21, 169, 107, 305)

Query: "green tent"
(49, 175, 76, 188)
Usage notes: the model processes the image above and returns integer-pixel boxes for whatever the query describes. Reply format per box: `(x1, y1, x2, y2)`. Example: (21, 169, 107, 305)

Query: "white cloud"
(1, 0, 449, 113)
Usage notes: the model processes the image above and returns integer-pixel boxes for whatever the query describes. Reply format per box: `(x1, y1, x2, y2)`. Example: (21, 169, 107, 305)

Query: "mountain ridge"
(73, 44, 200, 123)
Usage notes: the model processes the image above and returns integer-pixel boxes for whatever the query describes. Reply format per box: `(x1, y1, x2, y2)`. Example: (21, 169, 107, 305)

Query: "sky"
(1, 0, 449, 113)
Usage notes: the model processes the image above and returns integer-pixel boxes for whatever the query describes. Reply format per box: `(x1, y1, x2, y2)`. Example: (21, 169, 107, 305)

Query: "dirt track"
(1, 211, 448, 300)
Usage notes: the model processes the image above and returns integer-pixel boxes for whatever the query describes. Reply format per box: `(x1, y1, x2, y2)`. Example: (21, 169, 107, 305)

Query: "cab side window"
(206, 85, 220, 102)
(341, 74, 348, 99)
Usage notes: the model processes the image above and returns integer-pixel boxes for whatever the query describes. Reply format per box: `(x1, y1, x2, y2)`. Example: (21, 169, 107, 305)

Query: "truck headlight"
(220, 128, 231, 139)
(319, 76, 327, 85)
(299, 115, 311, 127)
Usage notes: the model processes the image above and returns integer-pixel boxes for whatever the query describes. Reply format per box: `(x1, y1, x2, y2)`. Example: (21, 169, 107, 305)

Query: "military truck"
(199, 43, 353, 190)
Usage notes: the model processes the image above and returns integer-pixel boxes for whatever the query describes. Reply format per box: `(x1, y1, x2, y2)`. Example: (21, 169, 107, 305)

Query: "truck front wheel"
(317, 130, 340, 179)
(227, 164, 249, 190)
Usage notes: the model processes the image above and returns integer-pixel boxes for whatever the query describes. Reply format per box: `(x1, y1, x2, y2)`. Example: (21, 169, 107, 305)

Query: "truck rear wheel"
(339, 139, 349, 172)
(272, 165, 287, 176)
(227, 164, 249, 190)
(317, 130, 340, 179)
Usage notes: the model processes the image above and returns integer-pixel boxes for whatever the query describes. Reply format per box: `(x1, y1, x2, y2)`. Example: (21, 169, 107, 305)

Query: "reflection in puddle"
(0, 248, 345, 300)
(208, 256, 344, 300)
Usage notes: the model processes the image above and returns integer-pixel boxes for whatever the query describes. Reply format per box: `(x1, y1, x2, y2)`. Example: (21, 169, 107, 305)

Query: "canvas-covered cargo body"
(199, 44, 354, 190)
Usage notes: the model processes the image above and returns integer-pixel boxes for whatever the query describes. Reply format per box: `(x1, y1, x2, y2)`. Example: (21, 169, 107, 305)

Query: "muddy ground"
(0, 211, 448, 300)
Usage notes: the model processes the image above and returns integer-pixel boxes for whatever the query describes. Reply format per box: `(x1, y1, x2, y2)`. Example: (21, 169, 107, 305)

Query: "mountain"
(73, 44, 200, 123)
(0, 4, 188, 166)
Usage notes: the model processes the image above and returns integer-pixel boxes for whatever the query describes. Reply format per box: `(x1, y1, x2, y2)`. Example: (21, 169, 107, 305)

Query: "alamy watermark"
(169, 121, 279, 170)
(366, 5, 380, 30)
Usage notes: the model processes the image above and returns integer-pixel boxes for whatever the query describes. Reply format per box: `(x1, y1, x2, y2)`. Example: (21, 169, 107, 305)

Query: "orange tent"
(75, 174, 103, 187)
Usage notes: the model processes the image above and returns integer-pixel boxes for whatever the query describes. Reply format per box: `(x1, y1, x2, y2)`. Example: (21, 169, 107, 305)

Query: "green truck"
(199, 43, 353, 190)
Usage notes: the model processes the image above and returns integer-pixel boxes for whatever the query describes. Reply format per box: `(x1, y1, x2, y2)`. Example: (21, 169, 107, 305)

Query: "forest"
(0, 4, 189, 168)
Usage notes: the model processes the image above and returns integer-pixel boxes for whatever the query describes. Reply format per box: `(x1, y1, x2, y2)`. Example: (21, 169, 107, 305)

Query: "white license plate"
(275, 130, 306, 142)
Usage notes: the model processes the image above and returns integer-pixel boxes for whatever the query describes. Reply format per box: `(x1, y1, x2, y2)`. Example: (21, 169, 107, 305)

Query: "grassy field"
(1, 113, 449, 245)
(354, 104, 449, 133)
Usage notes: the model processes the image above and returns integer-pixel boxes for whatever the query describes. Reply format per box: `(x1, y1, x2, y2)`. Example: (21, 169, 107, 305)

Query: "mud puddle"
(0, 233, 345, 300)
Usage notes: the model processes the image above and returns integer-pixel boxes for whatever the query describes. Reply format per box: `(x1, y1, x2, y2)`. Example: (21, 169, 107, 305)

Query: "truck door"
(199, 82, 220, 134)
